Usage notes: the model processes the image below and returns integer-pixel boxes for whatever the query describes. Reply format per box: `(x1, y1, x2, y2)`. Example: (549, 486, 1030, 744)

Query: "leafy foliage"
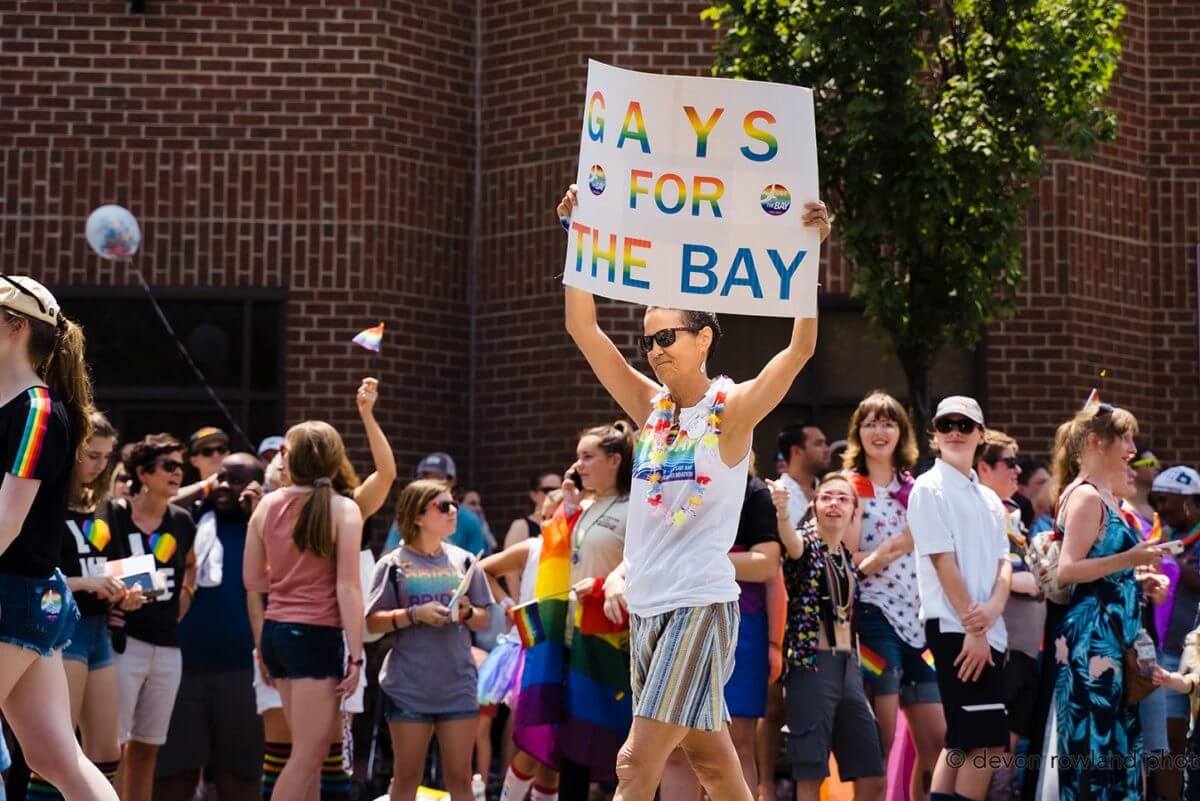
(704, 0, 1124, 426)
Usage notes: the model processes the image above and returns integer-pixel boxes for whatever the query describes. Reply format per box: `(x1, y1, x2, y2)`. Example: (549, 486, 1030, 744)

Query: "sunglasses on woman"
(428, 499, 458, 514)
(988, 456, 1019, 469)
(195, 445, 229, 458)
(638, 327, 698, 354)
(934, 417, 978, 435)
(155, 459, 185, 474)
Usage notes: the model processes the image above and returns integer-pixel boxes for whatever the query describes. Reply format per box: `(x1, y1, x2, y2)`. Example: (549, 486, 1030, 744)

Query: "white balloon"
(85, 205, 141, 261)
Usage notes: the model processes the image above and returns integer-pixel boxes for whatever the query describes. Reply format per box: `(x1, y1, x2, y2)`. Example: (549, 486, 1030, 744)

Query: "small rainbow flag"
(150, 533, 177, 564)
(1082, 387, 1101, 409)
(921, 649, 936, 670)
(512, 600, 546, 649)
(84, 519, 111, 552)
(352, 322, 384, 353)
(859, 642, 887, 678)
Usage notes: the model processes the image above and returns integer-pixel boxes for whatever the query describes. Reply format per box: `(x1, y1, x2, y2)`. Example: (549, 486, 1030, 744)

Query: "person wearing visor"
(0, 275, 118, 800)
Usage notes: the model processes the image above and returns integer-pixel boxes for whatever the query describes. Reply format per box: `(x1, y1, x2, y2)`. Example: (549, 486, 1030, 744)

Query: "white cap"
(933, 395, 985, 426)
(1152, 466, 1200, 496)
(0, 275, 59, 327)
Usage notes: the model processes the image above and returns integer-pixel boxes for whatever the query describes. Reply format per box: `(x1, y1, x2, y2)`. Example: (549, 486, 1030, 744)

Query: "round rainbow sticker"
(41, 588, 63, 620)
(760, 184, 791, 216)
(588, 165, 607, 196)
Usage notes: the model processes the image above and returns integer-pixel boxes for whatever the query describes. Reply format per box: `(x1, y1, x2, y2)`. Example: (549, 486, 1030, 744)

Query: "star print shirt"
(856, 475, 925, 648)
(783, 519, 854, 673)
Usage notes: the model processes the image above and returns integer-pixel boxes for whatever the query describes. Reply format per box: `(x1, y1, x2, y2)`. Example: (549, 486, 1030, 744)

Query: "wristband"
(560, 217, 571, 231)
(350, 656, 364, 667)
(183, 585, 196, 598)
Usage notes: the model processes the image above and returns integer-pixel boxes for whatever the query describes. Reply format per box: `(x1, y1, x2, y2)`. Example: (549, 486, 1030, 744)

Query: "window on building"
(50, 286, 286, 453)
(709, 296, 981, 471)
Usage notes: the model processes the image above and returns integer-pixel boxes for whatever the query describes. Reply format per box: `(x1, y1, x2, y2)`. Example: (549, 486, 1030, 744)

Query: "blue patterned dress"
(1054, 500, 1143, 801)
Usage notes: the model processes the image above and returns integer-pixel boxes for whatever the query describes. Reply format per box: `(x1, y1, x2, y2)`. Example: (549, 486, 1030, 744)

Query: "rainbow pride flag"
(512, 600, 546, 648)
(859, 642, 887, 678)
(11, 387, 50, 479)
(352, 322, 384, 352)
(921, 649, 936, 670)
(513, 503, 631, 781)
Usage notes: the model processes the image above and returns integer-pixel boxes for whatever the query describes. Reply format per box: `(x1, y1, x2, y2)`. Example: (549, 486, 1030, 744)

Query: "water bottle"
(472, 773, 486, 801)
(1135, 628, 1157, 678)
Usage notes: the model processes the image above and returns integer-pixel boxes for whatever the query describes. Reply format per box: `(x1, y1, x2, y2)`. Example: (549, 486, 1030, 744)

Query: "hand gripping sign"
(563, 61, 820, 318)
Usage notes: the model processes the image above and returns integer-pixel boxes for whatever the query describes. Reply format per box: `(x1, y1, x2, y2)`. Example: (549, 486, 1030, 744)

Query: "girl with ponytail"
(243, 420, 364, 801)
(0, 275, 116, 800)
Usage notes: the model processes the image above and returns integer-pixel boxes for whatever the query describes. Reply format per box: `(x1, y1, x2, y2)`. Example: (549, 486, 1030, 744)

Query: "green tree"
(704, 0, 1124, 432)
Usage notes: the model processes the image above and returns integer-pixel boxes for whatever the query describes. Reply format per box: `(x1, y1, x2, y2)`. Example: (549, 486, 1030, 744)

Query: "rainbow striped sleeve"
(10, 388, 51, 479)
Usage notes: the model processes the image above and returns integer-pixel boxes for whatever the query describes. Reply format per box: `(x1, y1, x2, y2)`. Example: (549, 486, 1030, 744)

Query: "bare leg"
(904, 703, 945, 801)
(436, 716, 481, 801)
(730, 717, 759, 792)
(273, 678, 340, 801)
(660, 748, 702, 801)
(119, 742, 160, 801)
(476, 714, 494, 781)
(76, 664, 123, 765)
(1, 647, 118, 801)
(612, 717, 690, 801)
(680, 725, 755, 801)
(389, 721, 435, 801)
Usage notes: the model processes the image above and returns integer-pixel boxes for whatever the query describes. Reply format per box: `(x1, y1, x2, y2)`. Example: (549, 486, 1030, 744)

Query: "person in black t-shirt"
(110, 434, 197, 801)
(0, 275, 118, 801)
(47, 411, 147, 797)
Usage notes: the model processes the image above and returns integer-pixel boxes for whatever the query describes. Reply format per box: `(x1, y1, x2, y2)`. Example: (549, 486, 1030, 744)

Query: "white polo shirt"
(778, 472, 815, 524)
(908, 458, 1009, 652)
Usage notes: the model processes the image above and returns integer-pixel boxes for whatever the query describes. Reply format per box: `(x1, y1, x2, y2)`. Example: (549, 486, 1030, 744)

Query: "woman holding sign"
(557, 185, 829, 801)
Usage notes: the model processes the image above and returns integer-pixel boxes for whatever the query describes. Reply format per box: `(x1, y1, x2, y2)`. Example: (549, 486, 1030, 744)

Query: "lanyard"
(572, 497, 621, 566)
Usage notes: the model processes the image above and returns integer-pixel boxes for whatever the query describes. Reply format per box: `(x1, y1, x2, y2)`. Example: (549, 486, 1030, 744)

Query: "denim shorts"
(260, 619, 344, 681)
(62, 614, 113, 670)
(855, 602, 939, 706)
(384, 694, 476, 724)
(0, 569, 80, 657)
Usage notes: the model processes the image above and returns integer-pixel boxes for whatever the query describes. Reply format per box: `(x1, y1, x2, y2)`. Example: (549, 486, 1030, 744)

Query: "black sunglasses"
(988, 455, 1019, 469)
(195, 445, 229, 458)
(154, 459, 185, 474)
(536, 485, 558, 493)
(428, 499, 458, 514)
(0, 274, 47, 317)
(934, 417, 979, 435)
(638, 327, 698, 354)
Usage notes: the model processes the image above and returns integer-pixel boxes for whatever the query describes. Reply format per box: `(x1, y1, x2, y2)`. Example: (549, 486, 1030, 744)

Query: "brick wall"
(1, 1, 1196, 530)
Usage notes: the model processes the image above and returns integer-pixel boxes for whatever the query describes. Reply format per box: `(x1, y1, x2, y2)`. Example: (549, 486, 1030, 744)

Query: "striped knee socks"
(320, 740, 352, 800)
(263, 741, 290, 800)
(501, 764, 535, 801)
(26, 772, 62, 801)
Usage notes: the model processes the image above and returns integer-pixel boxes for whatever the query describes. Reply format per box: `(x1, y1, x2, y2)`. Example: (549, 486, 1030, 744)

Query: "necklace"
(573, 496, 622, 566)
(642, 379, 727, 527)
(822, 541, 853, 625)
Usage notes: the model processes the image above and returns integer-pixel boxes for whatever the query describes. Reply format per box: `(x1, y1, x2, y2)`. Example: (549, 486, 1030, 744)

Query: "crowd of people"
(0, 184, 1197, 801)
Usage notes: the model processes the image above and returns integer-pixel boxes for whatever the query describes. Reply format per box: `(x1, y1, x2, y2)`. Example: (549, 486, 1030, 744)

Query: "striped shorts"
(629, 601, 739, 731)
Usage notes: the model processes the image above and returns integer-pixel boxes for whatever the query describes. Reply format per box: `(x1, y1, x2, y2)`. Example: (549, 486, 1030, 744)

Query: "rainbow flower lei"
(643, 382, 728, 528)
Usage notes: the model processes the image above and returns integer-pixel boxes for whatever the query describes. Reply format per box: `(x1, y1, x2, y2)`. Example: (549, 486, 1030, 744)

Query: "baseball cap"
(188, 426, 229, 454)
(416, 452, 457, 479)
(1152, 466, 1200, 496)
(933, 395, 985, 427)
(257, 436, 285, 458)
(0, 275, 59, 327)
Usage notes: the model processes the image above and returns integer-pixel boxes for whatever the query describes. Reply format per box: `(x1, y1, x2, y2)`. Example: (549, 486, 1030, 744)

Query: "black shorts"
(1003, 650, 1040, 739)
(925, 620, 1009, 752)
(260, 620, 344, 681)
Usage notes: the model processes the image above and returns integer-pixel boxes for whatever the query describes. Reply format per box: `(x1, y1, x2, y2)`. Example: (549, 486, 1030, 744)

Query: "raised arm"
(721, 202, 829, 448)
(352, 378, 398, 519)
(558, 186, 659, 424)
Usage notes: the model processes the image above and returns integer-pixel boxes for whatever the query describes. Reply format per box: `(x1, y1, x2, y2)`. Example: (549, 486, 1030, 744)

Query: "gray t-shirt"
(367, 543, 494, 715)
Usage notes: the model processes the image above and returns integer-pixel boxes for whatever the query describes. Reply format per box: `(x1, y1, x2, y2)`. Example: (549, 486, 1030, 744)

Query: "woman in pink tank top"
(244, 420, 364, 801)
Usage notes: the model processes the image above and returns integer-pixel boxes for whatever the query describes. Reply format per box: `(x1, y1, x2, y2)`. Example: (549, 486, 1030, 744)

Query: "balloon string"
(133, 270, 255, 451)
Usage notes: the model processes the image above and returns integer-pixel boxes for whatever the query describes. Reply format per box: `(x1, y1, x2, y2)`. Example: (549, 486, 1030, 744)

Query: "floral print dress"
(1054, 501, 1143, 801)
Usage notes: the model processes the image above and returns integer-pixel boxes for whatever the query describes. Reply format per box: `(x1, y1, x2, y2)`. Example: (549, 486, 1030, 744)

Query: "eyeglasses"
(195, 445, 229, 458)
(115, 474, 133, 484)
(0, 274, 47, 317)
(816, 492, 855, 506)
(155, 459, 185, 474)
(934, 417, 978, 435)
(988, 456, 1019, 470)
(427, 499, 458, 514)
(638, 327, 698, 354)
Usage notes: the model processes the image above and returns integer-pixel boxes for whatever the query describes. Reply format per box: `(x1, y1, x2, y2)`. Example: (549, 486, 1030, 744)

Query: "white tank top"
(624, 376, 747, 617)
